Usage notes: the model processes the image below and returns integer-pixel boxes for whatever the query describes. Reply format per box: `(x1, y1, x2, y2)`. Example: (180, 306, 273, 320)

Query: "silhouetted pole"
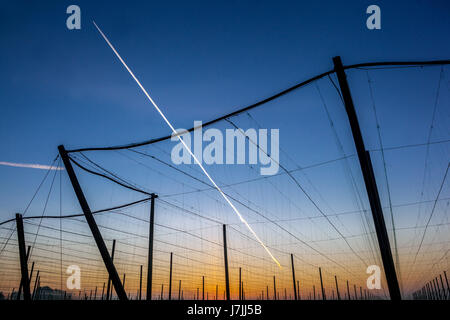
(273, 276, 277, 300)
(147, 193, 157, 300)
(58, 145, 127, 300)
(94, 286, 97, 300)
(333, 56, 401, 300)
(32, 270, 39, 300)
(123, 273, 126, 290)
(216, 284, 218, 300)
(222, 225, 230, 300)
(318, 267, 326, 300)
(16, 214, 31, 301)
(239, 268, 242, 300)
(266, 286, 269, 300)
(433, 279, 440, 300)
(439, 274, 446, 300)
(360, 286, 363, 300)
(346, 280, 350, 300)
(444, 271, 450, 299)
(297, 280, 300, 300)
(169, 252, 173, 300)
(354, 284, 357, 300)
(178, 280, 182, 300)
(106, 239, 116, 300)
(202, 276, 205, 300)
(101, 282, 105, 300)
(17, 245, 31, 300)
(291, 254, 298, 300)
(313, 285, 316, 300)
(335, 275, 341, 300)
(161, 284, 164, 300)
(139, 265, 143, 300)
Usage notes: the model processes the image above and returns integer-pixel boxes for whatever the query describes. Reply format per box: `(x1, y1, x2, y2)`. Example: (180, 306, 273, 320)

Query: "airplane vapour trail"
(93, 21, 281, 268)
(0, 161, 64, 171)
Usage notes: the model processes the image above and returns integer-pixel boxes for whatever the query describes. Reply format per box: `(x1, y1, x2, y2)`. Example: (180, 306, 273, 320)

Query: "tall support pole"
(16, 214, 31, 301)
(297, 280, 300, 300)
(178, 280, 182, 300)
(313, 285, 316, 300)
(332, 56, 401, 300)
(266, 286, 269, 300)
(433, 279, 440, 300)
(222, 225, 230, 301)
(346, 280, 351, 300)
(202, 276, 205, 300)
(106, 239, 116, 300)
(239, 268, 242, 300)
(58, 145, 127, 300)
(319, 267, 326, 300)
(444, 271, 450, 299)
(354, 284, 357, 300)
(168, 253, 173, 300)
(147, 193, 158, 300)
(139, 265, 143, 300)
(273, 276, 277, 300)
(439, 275, 446, 300)
(435, 277, 442, 300)
(101, 282, 105, 300)
(32, 270, 39, 300)
(290, 254, 298, 300)
(17, 245, 31, 300)
(335, 276, 341, 300)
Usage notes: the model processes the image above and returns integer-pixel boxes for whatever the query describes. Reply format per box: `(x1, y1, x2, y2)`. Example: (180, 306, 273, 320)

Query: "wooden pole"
(58, 145, 127, 300)
(335, 275, 341, 300)
(168, 253, 173, 300)
(291, 254, 297, 300)
(332, 57, 401, 300)
(147, 194, 157, 300)
(319, 267, 326, 300)
(106, 239, 116, 300)
(222, 225, 230, 300)
(16, 214, 31, 301)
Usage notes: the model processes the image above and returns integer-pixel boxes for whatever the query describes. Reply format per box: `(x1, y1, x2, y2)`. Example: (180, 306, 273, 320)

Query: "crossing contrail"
(93, 21, 281, 268)
(0, 161, 64, 171)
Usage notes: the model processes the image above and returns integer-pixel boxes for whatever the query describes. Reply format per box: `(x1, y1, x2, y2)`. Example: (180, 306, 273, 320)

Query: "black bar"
(106, 239, 116, 300)
(319, 267, 326, 300)
(222, 225, 230, 301)
(58, 145, 127, 300)
(169, 252, 173, 300)
(147, 194, 157, 300)
(332, 56, 401, 301)
(335, 276, 341, 300)
(16, 214, 31, 301)
(290, 254, 297, 300)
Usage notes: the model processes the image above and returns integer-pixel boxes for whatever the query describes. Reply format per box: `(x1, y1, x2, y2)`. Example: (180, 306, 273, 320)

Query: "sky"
(0, 0, 449, 299)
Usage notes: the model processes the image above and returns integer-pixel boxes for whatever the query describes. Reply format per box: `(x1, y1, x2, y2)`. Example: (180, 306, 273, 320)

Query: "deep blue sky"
(0, 0, 449, 297)
(0, 0, 449, 215)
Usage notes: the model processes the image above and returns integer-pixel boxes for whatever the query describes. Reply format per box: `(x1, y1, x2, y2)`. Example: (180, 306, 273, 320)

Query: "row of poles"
(412, 271, 450, 300)
(13, 56, 403, 300)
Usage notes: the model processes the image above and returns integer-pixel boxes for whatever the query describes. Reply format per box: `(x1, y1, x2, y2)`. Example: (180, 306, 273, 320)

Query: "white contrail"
(0, 161, 64, 171)
(93, 21, 281, 268)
